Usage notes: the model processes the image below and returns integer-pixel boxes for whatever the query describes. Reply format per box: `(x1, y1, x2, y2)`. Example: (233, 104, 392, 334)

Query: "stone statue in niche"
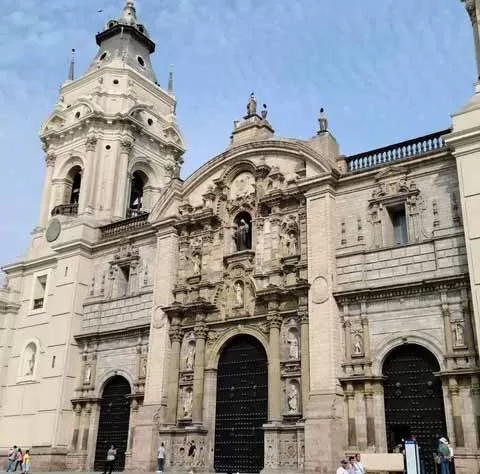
(84, 364, 92, 384)
(454, 322, 465, 347)
(192, 253, 201, 275)
(287, 383, 299, 413)
(182, 389, 192, 418)
(234, 281, 244, 307)
(233, 219, 250, 251)
(353, 333, 363, 355)
(287, 331, 299, 360)
(24, 344, 37, 376)
(284, 230, 298, 256)
(185, 342, 195, 370)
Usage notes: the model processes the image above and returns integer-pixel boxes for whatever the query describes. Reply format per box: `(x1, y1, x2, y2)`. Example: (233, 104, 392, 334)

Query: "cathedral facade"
(2, 1, 480, 473)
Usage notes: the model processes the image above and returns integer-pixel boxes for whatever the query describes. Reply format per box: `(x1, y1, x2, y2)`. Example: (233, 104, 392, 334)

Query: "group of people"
(5, 446, 30, 473)
(337, 453, 365, 474)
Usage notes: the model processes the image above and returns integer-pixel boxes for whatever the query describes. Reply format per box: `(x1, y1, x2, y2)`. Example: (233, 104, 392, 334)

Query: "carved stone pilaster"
(45, 151, 57, 167)
(120, 137, 134, 155)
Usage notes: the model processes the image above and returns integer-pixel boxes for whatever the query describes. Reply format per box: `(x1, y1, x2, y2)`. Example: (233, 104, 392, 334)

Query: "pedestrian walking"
(6, 446, 17, 472)
(22, 451, 30, 474)
(13, 450, 22, 472)
(102, 444, 117, 474)
(187, 441, 196, 474)
(157, 442, 166, 473)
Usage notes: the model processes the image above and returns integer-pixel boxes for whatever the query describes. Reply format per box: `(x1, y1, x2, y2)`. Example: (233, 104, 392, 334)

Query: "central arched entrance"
(214, 335, 268, 473)
(94, 376, 131, 471)
(383, 344, 447, 474)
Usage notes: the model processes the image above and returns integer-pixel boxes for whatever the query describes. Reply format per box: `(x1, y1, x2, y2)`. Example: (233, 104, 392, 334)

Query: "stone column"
(192, 317, 207, 425)
(342, 304, 352, 362)
(80, 134, 98, 214)
(71, 403, 82, 451)
(441, 294, 453, 354)
(364, 381, 376, 447)
(125, 398, 139, 469)
(470, 374, 480, 447)
(267, 309, 282, 423)
(299, 308, 310, 416)
(166, 324, 182, 425)
(81, 403, 92, 451)
(114, 137, 133, 220)
(461, 288, 475, 351)
(449, 377, 465, 447)
(39, 151, 57, 227)
(345, 384, 356, 447)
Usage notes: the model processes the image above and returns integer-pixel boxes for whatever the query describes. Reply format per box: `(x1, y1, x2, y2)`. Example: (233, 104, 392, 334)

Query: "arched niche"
(18, 339, 41, 380)
(232, 211, 253, 252)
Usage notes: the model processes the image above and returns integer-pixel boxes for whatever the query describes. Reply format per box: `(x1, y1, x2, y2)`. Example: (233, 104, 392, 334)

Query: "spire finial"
(168, 65, 174, 93)
(68, 48, 76, 81)
(318, 107, 328, 133)
(120, 0, 138, 26)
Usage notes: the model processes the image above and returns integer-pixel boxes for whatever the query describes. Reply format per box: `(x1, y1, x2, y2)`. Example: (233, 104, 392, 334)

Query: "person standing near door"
(102, 444, 117, 474)
(187, 440, 196, 474)
(438, 438, 451, 474)
(157, 442, 166, 473)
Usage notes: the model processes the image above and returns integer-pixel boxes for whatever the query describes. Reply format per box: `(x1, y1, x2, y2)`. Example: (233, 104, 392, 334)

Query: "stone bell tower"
(445, 0, 480, 352)
(38, 0, 185, 228)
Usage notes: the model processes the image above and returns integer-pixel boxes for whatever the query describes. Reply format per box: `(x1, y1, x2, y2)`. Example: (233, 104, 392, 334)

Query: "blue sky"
(0, 0, 475, 268)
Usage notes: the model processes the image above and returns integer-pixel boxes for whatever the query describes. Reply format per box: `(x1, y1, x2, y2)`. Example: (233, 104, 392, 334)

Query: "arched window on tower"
(51, 165, 82, 217)
(127, 171, 148, 218)
(69, 169, 82, 204)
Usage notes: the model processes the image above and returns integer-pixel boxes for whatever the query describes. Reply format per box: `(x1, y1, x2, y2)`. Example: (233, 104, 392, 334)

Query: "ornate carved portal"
(94, 376, 132, 471)
(383, 345, 446, 474)
(214, 335, 268, 473)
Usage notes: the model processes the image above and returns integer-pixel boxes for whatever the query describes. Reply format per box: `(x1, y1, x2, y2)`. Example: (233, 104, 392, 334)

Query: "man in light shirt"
(353, 453, 365, 474)
(157, 442, 166, 473)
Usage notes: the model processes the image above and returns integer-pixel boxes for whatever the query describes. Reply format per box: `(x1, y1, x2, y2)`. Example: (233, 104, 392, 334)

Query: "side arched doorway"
(214, 335, 268, 473)
(383, 344, 447, 474)
(94, 376, 131, 471)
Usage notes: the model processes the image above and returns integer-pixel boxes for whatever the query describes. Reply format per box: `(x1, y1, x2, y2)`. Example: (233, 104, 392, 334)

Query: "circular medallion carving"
(311, 276, 329, 304)
(45, 219, 61, 243)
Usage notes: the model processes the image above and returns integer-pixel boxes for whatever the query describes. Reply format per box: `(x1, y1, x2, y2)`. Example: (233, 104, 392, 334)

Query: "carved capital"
(85, 134, 98, 152)
(169, 326, 183, 343)
(194, 323, 208, 340)
(45, 151, 57, 166)
(298, 308, 309, 325)
(120, 137, 134, 154)
(267, 314, 282, 330)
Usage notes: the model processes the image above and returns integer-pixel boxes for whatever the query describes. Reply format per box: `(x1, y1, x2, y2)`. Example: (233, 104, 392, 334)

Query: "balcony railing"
(345, 129, 451, 172)
(100, 212, 150, 239)
(51, 203, 79, 217)
(126, 208, 148, 218)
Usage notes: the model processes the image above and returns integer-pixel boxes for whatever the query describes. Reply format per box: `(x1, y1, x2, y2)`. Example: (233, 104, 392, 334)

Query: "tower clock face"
(45, 218, 61, 243)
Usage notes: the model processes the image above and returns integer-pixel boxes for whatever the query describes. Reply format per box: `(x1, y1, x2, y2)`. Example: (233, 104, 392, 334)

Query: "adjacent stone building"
(1, 1, 480, 473)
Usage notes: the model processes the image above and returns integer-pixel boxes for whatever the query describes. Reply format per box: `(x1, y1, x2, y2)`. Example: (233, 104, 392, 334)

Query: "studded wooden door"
(94, 376, 131, 471)
(214, 335, 268, 473)
(383, 345, 447, 474)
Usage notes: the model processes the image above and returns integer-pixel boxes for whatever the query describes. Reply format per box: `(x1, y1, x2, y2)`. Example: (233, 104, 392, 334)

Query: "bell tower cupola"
(37, 0, 185, 229)
(88, 0, 157, 83)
